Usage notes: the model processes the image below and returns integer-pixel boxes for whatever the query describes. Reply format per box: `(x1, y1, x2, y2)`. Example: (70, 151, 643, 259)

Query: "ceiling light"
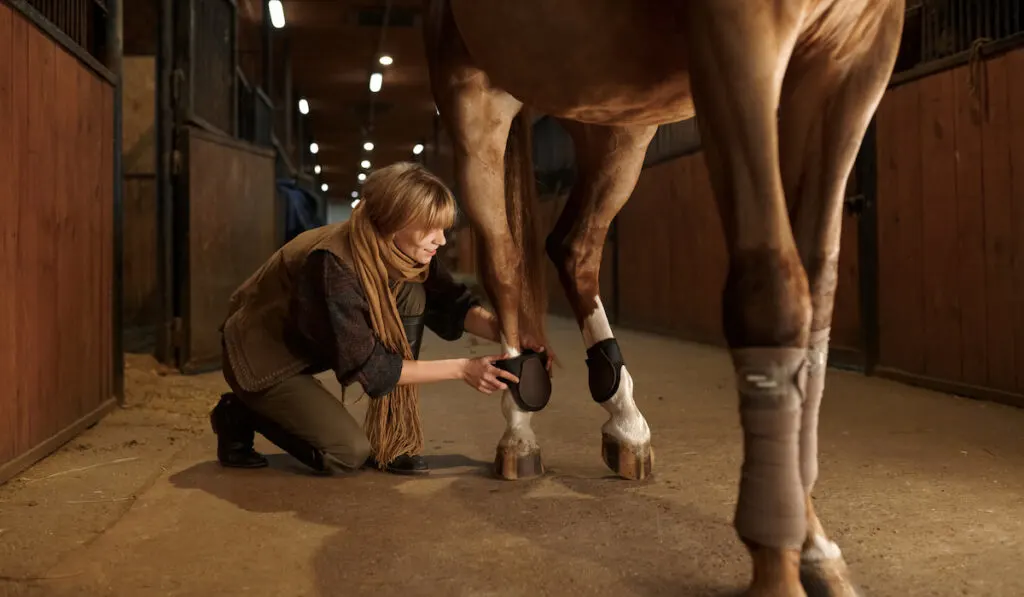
(369, 72, 383, 93)
(298, 98, 309, 114)
(351, 199, 360, 208)
(321, 183, 329, 192)
(378, 55, 393, 66)
(412, 143, 424, 155)
(314, 165, 321, 174)
(268, 0, 285, 28)
(363, 141, 374, 151)
(309, 142, 319, 154)
(360, 160, 371, 169)
(351, 191, 359, 199)
(357, 173, 366, 181)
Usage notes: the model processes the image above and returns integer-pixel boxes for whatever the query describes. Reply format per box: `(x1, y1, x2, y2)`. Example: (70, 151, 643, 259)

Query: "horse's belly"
(449, 0, 695, 126)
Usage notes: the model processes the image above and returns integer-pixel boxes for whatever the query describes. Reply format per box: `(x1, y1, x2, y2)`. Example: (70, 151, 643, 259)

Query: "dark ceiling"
(277, 0, 450, 205)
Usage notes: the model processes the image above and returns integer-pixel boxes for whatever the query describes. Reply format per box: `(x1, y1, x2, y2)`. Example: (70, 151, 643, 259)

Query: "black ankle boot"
(366, 453, 429, 475)
(210, 393, 269, 469)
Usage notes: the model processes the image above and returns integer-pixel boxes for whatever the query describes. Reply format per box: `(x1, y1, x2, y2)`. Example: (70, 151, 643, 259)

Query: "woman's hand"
(460, 354, 520, 394)
(521, 336, 557, 375)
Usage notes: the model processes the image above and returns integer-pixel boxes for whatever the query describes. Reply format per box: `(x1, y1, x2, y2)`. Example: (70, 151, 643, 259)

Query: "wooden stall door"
(175, 125, 278, 373)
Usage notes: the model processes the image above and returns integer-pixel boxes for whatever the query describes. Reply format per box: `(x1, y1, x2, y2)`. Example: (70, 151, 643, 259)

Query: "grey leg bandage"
(731, 347, 809, 550)
(802, 327, 830, 493)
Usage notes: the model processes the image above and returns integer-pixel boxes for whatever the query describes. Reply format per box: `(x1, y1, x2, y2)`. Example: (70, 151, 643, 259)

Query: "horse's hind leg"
(779, 11, 903, 597)
(546, 121, 657, 480)
(682, 2, 811, 595)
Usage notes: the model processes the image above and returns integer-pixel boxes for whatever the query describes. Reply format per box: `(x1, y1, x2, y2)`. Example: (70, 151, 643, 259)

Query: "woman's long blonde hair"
(348, 162, 459, 467)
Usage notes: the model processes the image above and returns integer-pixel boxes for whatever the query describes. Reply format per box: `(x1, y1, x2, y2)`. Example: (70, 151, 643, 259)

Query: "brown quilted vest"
(221, 220, 432, 395)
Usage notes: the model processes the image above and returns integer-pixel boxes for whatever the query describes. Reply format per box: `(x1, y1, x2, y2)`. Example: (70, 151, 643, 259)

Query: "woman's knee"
(325, 433, 371, 470)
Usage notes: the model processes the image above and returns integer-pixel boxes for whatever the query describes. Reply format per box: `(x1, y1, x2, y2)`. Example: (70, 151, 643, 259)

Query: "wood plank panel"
(876, 82, 925, 374)
(918, 69, 962, 380)
(55, 43, 81, 430)
(617, 162, 661, 331)
(666, 158, 695, 338)
(0, 4, 16, 465)
(76, 61, 96, 415)
(686, 153, 728, 346)
(182, 127, 278, 371)
(23, 17, 55, 447)
(8, 9, 31, 457)
(99, 81, 115, 404)
(616, 153, 727, 345)
(0, 3, 116, 475)
(979, 54, 1017, 392)
(951, 63, 990, 388)
(831, 206, 862, 356)
(1007, 49, 1024, 394)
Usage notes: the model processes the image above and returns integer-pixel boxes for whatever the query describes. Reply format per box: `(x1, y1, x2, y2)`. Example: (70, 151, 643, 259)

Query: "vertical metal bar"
(231, 0, 239, 138)
(107, 0, 124, 404)
(284, 37, 293, 157)
(262, 0, 272, 97)
(155, 0, 175, 365)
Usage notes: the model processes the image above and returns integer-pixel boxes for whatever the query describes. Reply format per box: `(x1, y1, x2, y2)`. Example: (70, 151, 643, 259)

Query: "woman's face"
(394, 224, 447, 265)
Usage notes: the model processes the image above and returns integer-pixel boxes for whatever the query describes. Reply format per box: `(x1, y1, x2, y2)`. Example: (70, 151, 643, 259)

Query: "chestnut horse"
(425, 1, 904, 595)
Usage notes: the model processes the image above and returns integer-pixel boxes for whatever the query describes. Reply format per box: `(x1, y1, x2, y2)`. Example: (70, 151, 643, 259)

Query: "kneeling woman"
(211, 162, 518, 475)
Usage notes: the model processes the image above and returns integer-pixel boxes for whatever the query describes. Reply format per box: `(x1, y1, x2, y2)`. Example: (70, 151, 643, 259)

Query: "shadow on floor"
(169, 455, 748, 597)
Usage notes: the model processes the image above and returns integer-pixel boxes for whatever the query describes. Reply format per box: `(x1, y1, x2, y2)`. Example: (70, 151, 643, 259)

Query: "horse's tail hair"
(494, 109, 548, 349)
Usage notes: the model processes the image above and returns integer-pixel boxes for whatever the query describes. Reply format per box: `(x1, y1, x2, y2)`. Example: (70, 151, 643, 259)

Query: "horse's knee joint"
(586, 338, 625, 403)
(723, 247, 811, 346)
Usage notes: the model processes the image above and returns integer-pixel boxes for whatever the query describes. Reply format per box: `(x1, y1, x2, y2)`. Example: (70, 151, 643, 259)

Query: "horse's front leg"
(547, 121, 658, 480)
(430, 29, 544, 481)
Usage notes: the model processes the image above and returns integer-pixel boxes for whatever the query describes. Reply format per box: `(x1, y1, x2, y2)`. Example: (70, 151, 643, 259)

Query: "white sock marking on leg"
(802, 533, 843, 563)
(582, 297, 614, 347)
(581, 297, 650, 447)
(498, 335, 535, 454)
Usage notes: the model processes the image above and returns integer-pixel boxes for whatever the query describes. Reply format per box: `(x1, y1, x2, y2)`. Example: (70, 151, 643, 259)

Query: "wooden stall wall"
(616, 154, 729, 346)
(176, 126, 278, 373)
(614, 150, 865, 355)
(875, 47, 1024, 405)
(0, 4, 116, 481)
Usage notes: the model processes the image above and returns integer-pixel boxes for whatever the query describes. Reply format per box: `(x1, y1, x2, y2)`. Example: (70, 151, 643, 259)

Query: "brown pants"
(240, 374, 371, 471)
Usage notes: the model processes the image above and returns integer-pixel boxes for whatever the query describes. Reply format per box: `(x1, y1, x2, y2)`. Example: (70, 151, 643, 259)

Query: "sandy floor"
(1, 316, 1022, 597)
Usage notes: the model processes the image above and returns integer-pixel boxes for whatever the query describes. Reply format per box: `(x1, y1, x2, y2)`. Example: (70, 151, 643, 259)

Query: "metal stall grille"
(20, 0, 108, 60)
(177, 0, 237, 136)
(897, 0, 1024, 73)
(236, 68, 274, 147)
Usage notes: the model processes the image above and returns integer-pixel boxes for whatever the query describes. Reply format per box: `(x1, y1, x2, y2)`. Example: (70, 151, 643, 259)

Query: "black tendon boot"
(210, 393, 269, 468)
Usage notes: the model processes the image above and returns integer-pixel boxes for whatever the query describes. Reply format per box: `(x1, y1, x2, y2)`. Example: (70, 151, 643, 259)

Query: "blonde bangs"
(416, 185, 458, 231)
(362, 162, 459, 234)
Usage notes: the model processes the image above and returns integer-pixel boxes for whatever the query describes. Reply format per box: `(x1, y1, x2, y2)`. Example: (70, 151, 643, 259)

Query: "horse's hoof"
(601, 433, 653, 480)
(494, 444, 544, 480)
(742, 586, 808, 597)
(801, 558, 862, 597)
